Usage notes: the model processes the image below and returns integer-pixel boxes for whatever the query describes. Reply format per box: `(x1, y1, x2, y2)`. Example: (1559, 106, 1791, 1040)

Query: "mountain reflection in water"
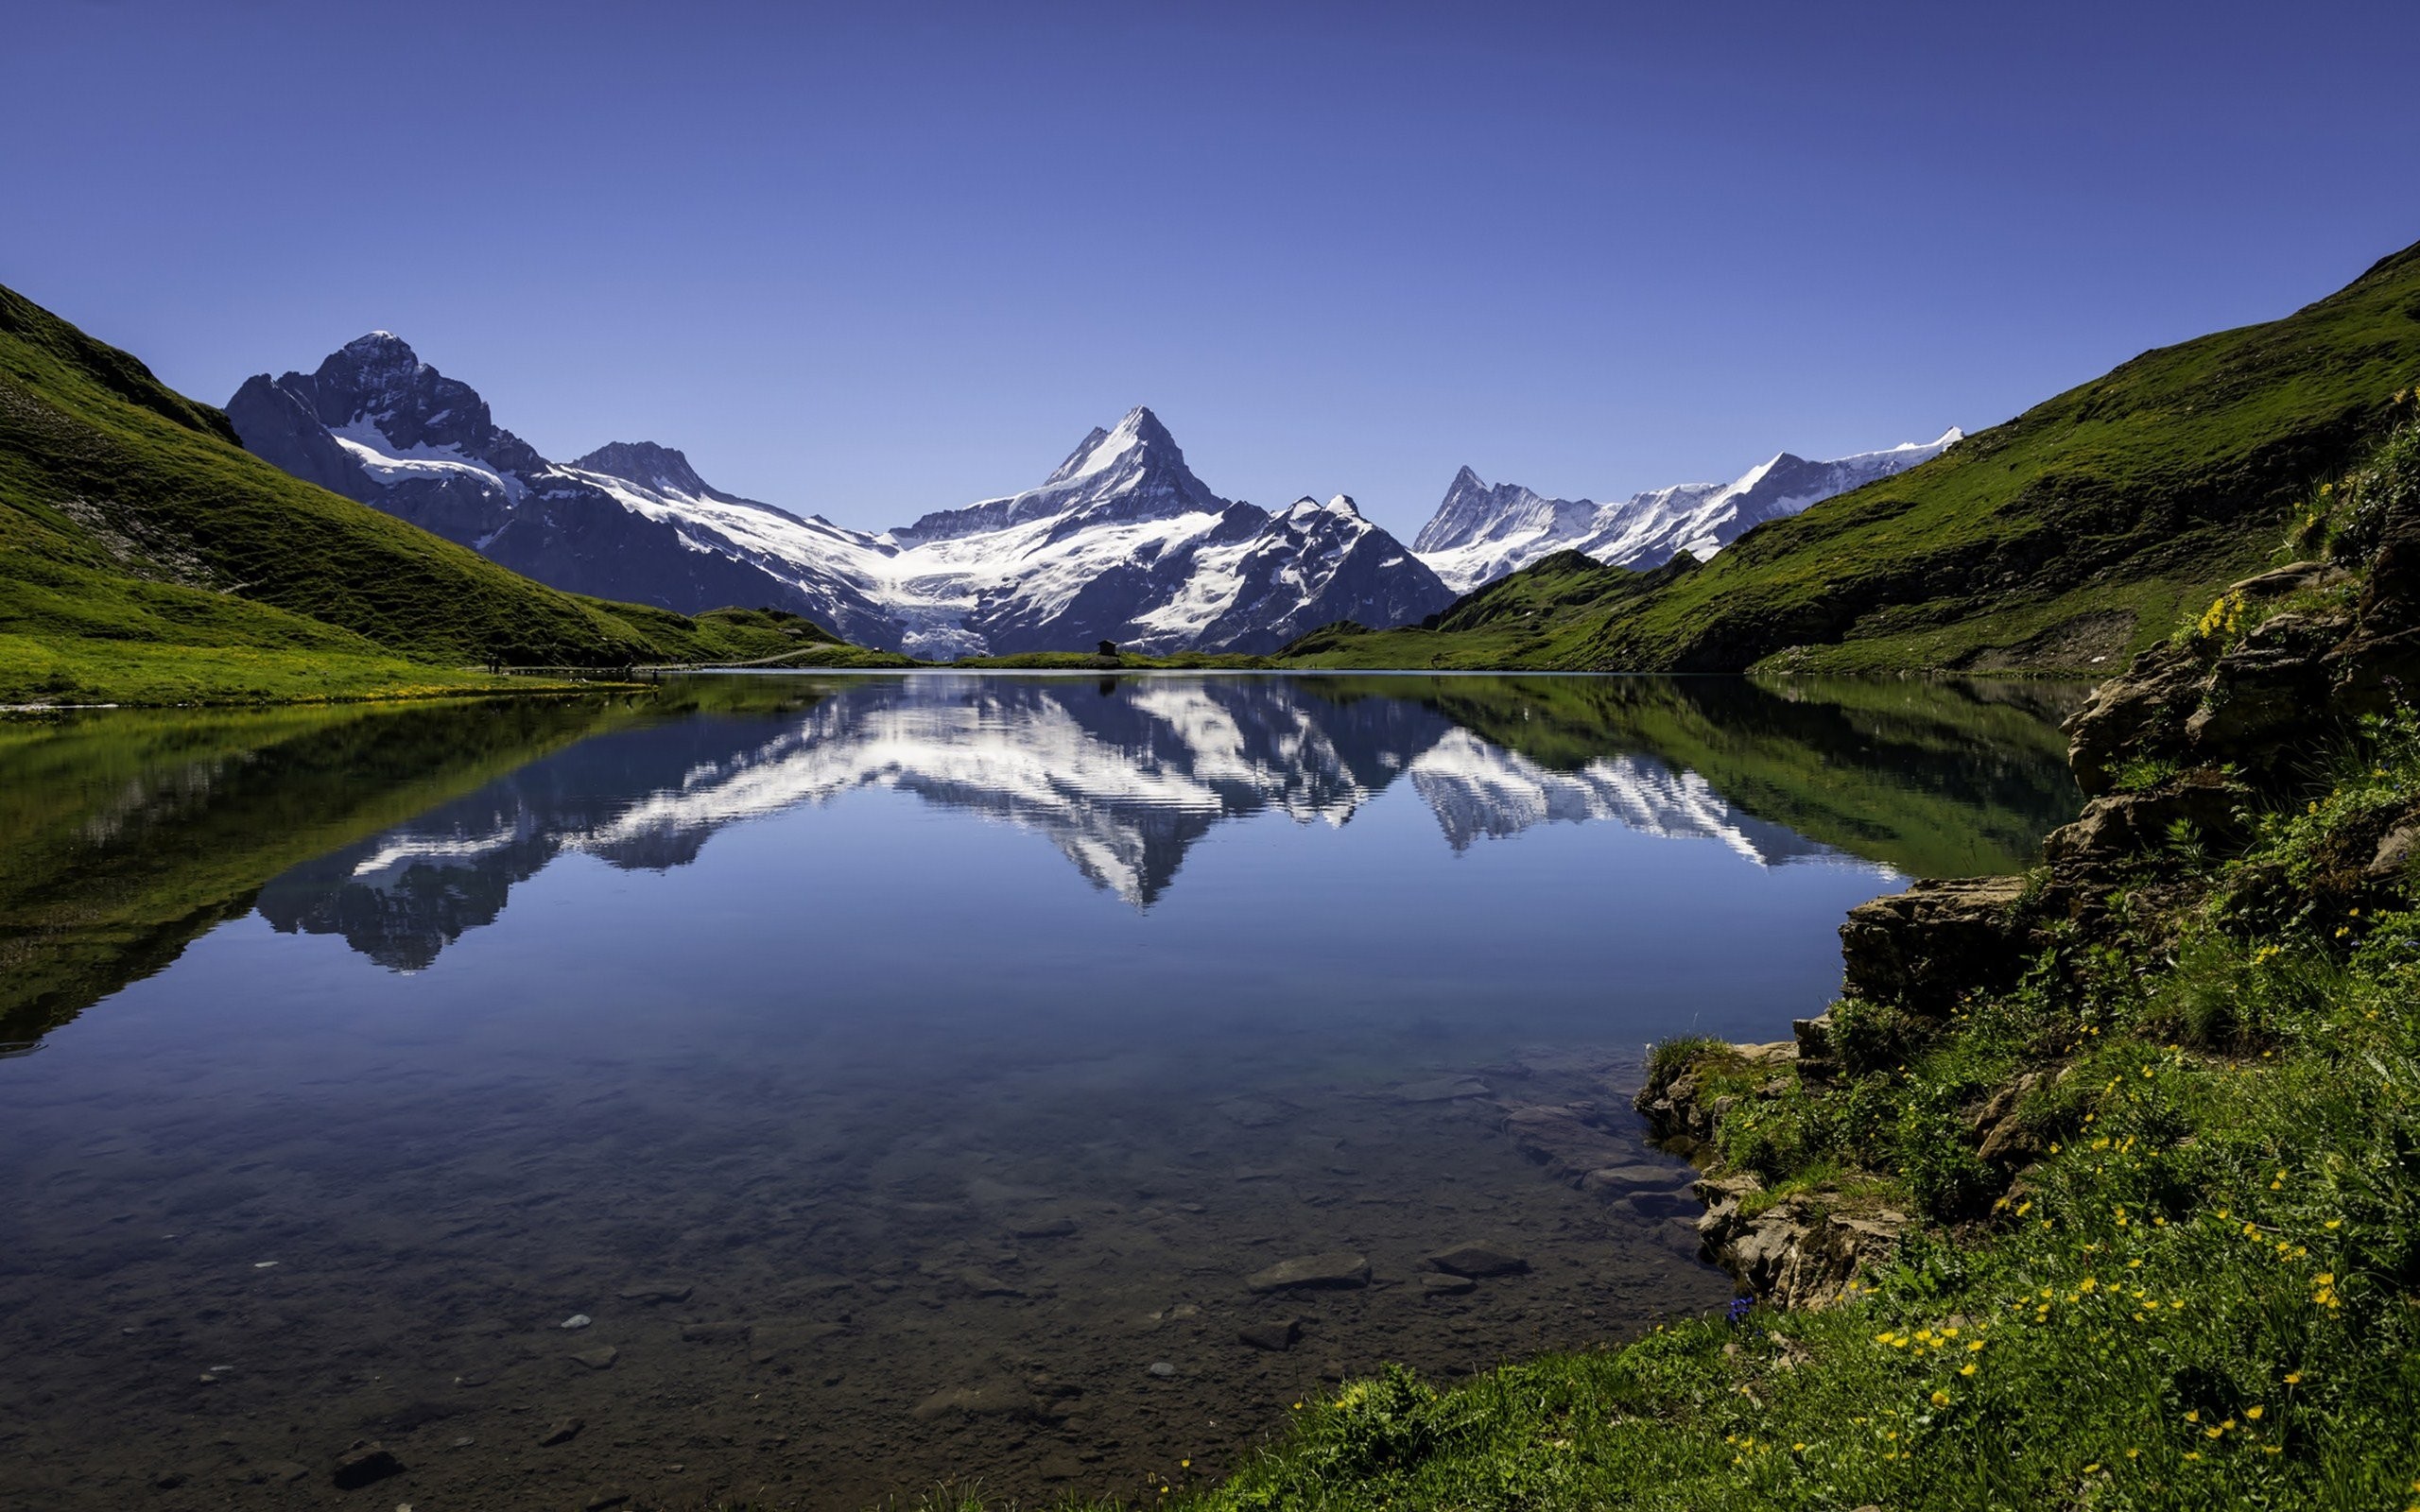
(0, 672, 2083, 1041)
(250, 673, 2072, 972)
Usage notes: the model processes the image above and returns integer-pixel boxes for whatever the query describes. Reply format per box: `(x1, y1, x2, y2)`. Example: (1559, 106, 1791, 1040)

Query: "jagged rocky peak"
(895, 404, 1227, 542)
(573, 440, 715, 498)
(298, 330, 500, 457)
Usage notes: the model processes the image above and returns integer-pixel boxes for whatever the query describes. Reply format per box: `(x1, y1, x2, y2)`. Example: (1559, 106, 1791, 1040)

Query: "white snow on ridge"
(1416, 428, 1964, 593)
(331, 421, 530, 503)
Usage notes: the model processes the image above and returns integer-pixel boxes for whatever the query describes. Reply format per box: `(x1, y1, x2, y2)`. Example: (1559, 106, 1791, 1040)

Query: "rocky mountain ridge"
(229, 338, 1452, 658)
(1414, 430, 1962, 593)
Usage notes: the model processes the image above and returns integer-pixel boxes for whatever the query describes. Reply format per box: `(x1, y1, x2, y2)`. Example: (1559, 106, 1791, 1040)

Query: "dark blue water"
(0, 673, 2083, 1509)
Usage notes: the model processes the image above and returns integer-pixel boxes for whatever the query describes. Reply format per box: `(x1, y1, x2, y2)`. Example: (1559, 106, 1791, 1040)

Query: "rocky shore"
(1635, 433, 2420, 1315)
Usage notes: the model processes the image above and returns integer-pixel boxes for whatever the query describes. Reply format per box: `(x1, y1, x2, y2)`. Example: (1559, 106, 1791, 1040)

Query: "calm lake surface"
(0, 673, 2084, 1509)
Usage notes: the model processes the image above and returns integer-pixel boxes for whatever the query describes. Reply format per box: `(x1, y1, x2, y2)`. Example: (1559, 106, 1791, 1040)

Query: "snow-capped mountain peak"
(1414, 427, 1962, 593)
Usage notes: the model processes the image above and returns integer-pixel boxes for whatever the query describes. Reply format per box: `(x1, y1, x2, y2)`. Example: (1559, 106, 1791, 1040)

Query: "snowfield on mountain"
(230, 336, 1452, 657)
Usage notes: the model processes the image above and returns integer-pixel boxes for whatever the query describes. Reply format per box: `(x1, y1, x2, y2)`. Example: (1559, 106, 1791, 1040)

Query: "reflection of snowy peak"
(1414, 431, 1962, 593)
(230, 339, 1451, 657)
(1407, 730, 1837, 865)
(254, 679, 1875, 969)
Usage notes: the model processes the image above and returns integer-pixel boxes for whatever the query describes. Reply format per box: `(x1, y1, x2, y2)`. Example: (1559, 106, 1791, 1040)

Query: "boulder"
(2041, 770, 2249, 866)
(1500, 1104, 1636, 1182)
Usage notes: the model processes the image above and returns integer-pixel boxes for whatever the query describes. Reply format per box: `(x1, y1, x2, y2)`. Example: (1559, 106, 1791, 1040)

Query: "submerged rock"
(1245, 1252, 1370, 1292)
(1424, 1243, 1529, 1278)
(1237, 1319, 1301, 1351)
(330, 1444, 404, 1489)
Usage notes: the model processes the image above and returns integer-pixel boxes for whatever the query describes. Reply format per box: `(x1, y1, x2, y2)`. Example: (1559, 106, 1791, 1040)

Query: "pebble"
(539, 1417, 584, 1447)
(449, 1436, 475, 1450)
(1420, 1273, 1477, 1296)
(251, 1261, 279, 1270)
(1147, 1361, 1178, 1378)
(571, 1345, 618, 1369)
(560, 1314, 593, 1330)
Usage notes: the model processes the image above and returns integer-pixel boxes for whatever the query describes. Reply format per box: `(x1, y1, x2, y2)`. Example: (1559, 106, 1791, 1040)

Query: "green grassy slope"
(0, 284, 823, 703)
(1289, 240, 2420, 675)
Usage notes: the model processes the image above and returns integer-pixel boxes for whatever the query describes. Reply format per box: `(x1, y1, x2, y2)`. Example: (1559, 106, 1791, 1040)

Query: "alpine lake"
(0, 673, 2086, 1510)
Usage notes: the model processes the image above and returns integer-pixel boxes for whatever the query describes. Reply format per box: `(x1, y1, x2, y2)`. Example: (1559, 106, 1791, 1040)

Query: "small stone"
(680, 1322, 750, 1345)
(614, 1283, 693, 1304)
(582, 1493, 630, 1511)
(1420, 1273, 1476, 1296)
(571, 1346, 618, 1369)
(451, 1372, 490, 1388)
(1236, 1319, 1300, 1351)
(539, 1417, 584, 1447)
(448, 1436, 475, 1450)
(252, 1261, 280, 1270)
(1245, 1252, 1370, 1292)
(1425, 1243, 1529, 1279)
(559, 1313, 592, 1330)
(331, 1445, 405, 1489)
(1147, 1361, 1178, 1378)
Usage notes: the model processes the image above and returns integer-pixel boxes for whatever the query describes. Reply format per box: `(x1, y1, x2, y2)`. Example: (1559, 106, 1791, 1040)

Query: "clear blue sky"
(7, 1, 2417, 538)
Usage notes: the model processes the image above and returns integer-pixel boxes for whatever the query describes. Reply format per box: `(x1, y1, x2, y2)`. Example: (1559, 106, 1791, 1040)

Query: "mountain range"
(1411, 431, 1963, 593)
(230, 340, 1455, 657)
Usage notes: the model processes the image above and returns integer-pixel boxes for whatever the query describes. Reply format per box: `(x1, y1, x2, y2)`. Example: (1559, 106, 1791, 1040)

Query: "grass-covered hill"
(0, 283, 867, 704)
(1291, 238, 2420, 676)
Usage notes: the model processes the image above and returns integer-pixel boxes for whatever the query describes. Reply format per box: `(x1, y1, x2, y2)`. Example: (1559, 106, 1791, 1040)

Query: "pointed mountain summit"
(897, 404, 1225, 543)
(1414, 428, 1962, 592)
(572, 440, 718, 499)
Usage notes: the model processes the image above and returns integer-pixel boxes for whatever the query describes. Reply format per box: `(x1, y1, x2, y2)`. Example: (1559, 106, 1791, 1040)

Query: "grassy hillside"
(0, 283, 823, 703)
(1289, 240, 2420, 675)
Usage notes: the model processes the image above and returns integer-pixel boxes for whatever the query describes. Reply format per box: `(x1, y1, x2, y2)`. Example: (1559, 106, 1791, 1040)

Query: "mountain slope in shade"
(1415, 430, 1962, 593)
(232, 344, 1452, 657)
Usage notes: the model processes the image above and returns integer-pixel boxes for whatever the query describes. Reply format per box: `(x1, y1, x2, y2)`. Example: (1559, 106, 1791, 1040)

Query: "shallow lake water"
(0, 673, 2084, 1509)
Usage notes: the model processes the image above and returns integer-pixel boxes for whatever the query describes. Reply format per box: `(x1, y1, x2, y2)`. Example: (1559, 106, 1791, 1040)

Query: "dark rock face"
(2066, 541, 2410, 799)
(1839, 876, 2031, 1015)
(2040, 770, 2250, 868)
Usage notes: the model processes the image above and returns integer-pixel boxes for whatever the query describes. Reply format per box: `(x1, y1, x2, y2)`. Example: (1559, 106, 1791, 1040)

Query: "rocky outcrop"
(2040, 768, 2251, 868)
(2068, 498, 2416, 798)
(1839, 876, 2032, 1014)
(1634, 1043, 1908, 1310)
